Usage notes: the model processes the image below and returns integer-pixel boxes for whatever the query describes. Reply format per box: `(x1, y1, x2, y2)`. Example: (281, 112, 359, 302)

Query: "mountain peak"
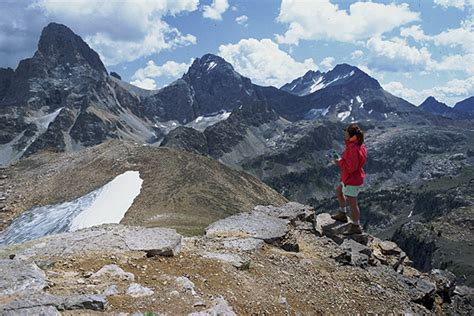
(186, 54, 233, 75)
(421, 96, 441, 104)
(37, 22, 107, 74)
(453, 96, 474, 114)
(419, 95, 452, 116)
(281, 63, 380, 96)
(420, 96, 447, 107)
(332, 63, 359, 73)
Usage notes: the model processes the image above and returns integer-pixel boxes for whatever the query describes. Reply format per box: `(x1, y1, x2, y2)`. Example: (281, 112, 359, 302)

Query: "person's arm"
(337, 147, 359, 173)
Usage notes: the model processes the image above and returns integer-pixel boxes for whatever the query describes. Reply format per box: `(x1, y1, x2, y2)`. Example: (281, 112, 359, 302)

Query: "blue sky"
(0, 0, 473, 106)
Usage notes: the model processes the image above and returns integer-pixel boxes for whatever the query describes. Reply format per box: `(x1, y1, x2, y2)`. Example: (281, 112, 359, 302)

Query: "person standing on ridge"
(331, 123, 367, 235)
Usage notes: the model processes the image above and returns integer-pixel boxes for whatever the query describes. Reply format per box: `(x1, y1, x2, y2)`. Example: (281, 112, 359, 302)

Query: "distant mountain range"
(419, 96, 473, 119)
(0, 23, 472, 166)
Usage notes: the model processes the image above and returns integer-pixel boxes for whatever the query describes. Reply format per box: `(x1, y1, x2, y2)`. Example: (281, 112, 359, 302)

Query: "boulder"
(176, 276, 196, 295)
(204, 252, 250, 270)
(316, 213, 369, 245)
(0, 259, 47, 296)
(90, 264, 134, 281)
(126, 283, 154, 298)
(1, 292, 107, 312)
(254, 202, 313, 223)
(2, 306, 60, 316)
(188, 296, 236, 316)
(430, 269, 456, 302)
(221, 238, 265, 252)
(336, 239, 372, 268)
(379, 241, 401, 256)
(0, 224, 182, 259)
(205, 212, 289, 243)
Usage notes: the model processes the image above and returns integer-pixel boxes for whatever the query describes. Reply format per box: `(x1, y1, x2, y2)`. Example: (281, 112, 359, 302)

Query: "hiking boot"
(331, 211, 348, 222)
(343, 224, 363, 235)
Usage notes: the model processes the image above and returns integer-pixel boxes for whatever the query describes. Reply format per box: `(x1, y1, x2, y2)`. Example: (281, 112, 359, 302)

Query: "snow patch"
(337, 103, 352, 122)
(304, 106, 330, 120)
(309, 77, 324, 93)
(0, 171, 143, 244)
(186, 110, 232, 132)
(356, 95, 365, 109)
(26, 107, 63, 131)
(70, 171, 143, 231)
(206, 62, 217, 72)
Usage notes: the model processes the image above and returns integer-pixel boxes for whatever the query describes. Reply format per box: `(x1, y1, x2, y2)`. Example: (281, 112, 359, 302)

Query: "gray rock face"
(379, 240, 401, 256)
(188, 296, 236, 316)
(221, 237, 265, 252)
(316, 213, 369, 245)
(126, 283, 154, 297)
(1, 292, 107, 313)
(205, 212, 289, 243)
(2, 306, 60, 316)
(336, 239, 372, 268)
(203, 252, 250, 270)
(253, 202, 313, 223)
(0, 224, 182, 259)
(90, 264, 135, 281)
(0, 259, 47, 296)
(430, 269, 456, 302)
(391, 221, 437, 272)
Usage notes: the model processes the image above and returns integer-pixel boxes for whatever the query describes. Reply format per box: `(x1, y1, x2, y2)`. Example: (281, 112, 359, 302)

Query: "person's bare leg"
(343, 196, 362, 234)
(336, 185, 346, 209)
(332, 185, 348, 222)
(346, 196, 360, 224)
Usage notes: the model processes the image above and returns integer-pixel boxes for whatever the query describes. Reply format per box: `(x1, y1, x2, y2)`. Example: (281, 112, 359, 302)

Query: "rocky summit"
(1, 202, 472, 315)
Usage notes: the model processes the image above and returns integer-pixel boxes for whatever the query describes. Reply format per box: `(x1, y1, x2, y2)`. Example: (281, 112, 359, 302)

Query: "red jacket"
(337, 139, 367, 186)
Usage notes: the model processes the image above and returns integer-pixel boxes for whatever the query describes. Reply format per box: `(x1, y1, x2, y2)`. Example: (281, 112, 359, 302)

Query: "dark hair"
(346, 123, 364, 145)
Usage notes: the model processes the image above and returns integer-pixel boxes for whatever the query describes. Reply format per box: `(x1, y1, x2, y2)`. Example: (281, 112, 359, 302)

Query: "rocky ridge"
(0, 202, 471, 314)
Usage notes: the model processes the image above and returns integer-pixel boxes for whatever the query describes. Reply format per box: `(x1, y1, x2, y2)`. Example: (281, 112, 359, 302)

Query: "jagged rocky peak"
(184, 53, 243, 82)
(36, 22, 107, 75)
(419, 96, 451, 114)
(281, 63, 381, 97)
(327, 63, 381, 89)
(280, 70, 322, 94)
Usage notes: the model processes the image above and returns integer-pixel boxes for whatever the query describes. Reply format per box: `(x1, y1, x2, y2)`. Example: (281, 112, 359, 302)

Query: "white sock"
(353, 219, 360, 226)
(339, 207, 346, 214)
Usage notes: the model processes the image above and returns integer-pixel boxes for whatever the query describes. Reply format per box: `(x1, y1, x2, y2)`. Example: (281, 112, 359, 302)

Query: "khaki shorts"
(341, 182, 361, 197)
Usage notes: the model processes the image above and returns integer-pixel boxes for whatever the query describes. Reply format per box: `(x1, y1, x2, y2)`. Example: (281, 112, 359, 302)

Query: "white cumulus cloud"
(320, 57, 335, 71)
(31, 0, 199, 65)
(132, 60, 191, 81)
(401, 22, 474, 53)
(218, 38, 317, 87)
(130, 78, 157, 90)
(202, 0, 229, 20)
(366, 36, 433, 72)
(276, 0, 419, 45)
(383, 76, 474, 106)
(433, 0, 474, 10)
(235, 15, 248, 26)
(351, 50, 364, 59)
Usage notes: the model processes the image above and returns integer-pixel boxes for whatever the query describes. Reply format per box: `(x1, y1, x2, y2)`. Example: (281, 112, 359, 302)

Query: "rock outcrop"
(0, 203, 472, 314)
